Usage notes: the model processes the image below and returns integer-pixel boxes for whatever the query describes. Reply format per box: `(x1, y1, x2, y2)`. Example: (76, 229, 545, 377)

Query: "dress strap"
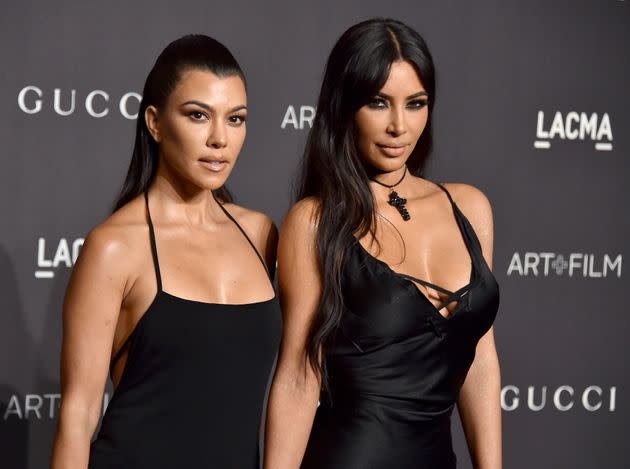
(435, 284, 471, 312)
(110, 191, 161, 377)
(397, 273, 453, 296)
(215, 196, 272, 280)
(432, 182, 483, 258)
(144, 191, 163, 292)
(434, 181, 456, 207)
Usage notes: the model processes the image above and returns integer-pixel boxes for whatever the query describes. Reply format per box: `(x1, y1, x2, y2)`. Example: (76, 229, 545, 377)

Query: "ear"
(144, 105, 161, 143)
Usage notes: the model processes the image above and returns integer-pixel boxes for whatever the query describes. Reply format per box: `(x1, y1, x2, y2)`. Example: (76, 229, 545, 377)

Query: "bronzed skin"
(51, 69, 277, 469)
(265, 61, 501, 469)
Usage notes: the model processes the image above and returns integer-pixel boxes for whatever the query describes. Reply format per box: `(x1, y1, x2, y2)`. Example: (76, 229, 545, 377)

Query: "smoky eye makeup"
(367, 97, 389, 109)
(407, 99, 429, 109)
(366, 93, 428, 110)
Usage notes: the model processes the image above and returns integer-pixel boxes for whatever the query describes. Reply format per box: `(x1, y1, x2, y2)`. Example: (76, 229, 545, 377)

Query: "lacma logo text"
(35, 237, 84, 279)
(534, 111, 613, 151)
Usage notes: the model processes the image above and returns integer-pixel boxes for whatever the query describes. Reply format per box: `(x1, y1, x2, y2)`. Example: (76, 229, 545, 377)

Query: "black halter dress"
(89, 193, 281, 469)
(301, 183, 500, 469)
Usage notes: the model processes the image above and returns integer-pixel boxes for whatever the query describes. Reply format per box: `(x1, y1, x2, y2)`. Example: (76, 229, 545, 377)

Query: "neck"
(148, 162, 224, 226)
(369, 165, 408, 191)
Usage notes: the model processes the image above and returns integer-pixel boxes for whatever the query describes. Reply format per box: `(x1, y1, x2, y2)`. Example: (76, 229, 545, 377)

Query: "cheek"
(161, 118, 203, 155)
(356, 113, 385, 149)
(410, 110, 429, 138)
(158, 119, 206, 172)
(228, 126, 246, 153)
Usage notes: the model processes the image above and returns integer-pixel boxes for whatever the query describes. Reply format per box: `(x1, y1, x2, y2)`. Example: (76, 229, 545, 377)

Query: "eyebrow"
(181, 100, 247, 113)
(376, 91, 428, 100)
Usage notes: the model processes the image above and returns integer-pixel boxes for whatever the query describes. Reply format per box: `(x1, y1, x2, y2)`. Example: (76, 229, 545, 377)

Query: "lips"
(199, 157, 228, 173)
(376, 143, 409, 158)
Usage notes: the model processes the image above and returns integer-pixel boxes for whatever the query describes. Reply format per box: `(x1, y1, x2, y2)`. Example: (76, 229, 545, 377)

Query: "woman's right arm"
(51, 227, 129, 469)
(264, 199, 323, 469)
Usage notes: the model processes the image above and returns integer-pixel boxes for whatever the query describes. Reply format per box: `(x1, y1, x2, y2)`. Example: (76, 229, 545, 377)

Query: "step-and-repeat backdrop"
(1, 1, 627, 468)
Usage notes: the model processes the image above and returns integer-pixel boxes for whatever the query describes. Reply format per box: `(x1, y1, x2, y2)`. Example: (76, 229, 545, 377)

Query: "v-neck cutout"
(352, 181, 478, 321)
(352, 238, 476, 320)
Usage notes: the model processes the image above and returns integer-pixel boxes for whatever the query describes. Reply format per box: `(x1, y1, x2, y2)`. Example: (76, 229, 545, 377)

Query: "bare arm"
(51, 227, 129, 469)
(451, 184, 502, 469)
(458, 327, 501, 469)
(264, 199, 322, 469)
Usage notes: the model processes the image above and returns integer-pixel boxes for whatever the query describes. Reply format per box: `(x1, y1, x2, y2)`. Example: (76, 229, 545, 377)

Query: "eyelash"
(367, 98, 428, 110)
(368, 98, 388, 109)
(408, 100, 428, 110)
(188, 110, 208, 121)
(229, 115, 246, 125)
(187, 111, 247, 125)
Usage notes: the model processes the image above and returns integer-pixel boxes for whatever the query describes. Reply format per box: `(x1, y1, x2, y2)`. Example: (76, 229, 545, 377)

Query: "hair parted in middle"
(295, 18, 436, 397)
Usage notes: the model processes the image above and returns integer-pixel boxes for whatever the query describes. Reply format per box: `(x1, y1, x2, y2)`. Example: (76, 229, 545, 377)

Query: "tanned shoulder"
(76, 196, 148, 296)
(281, 197, 320, 237)
(442, 183, 494, 266)
(223, 203, 279, 271)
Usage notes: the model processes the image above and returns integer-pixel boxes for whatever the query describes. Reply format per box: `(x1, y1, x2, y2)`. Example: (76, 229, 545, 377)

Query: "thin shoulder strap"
(110, 192, 162, 377)
(434, 181, 456, 206)
(433, 182, 483, 257)
(144, 191, 163, 291)
(215, 197, 271, 279)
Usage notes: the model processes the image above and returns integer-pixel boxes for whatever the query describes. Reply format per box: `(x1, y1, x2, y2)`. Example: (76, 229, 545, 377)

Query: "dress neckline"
(351, 238, 478, 321)
(351, 182, 479, 320)
(144, 190, 275, 303)
(159, 290, 277, 308)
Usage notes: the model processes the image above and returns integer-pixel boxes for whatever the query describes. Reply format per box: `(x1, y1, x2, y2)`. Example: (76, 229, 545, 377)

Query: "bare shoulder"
(441, 183, 493, 229)
(223, 203, 277, 244)
(76, 196, 148, 280)
(441, 183, 494, 264)
(280, 197, 320, 238)
(223, 203, 278, 269)
(277, 198, 321, 293)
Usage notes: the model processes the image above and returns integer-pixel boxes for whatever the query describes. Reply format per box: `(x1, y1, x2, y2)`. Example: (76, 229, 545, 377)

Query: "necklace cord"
(371, 166, 408, 189)
(370, 166, 411, 221)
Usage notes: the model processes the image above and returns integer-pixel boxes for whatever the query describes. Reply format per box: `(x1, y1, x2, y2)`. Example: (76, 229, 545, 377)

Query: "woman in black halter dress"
(51, 35, 280, 469)
(265, 19, 501, 468)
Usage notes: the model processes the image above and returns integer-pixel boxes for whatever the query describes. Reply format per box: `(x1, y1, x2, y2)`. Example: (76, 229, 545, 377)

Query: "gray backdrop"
(1, 0, 627, 468)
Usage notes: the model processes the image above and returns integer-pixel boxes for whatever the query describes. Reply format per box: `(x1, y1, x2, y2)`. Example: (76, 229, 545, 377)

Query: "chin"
(190, 172, 231, 192)
(205, 179, 231, 192)
(369, 156, 408, 173)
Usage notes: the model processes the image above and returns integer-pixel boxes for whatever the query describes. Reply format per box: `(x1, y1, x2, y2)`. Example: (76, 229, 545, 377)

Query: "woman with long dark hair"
(265, 18, 501, 468)
(51, 34, 280, 468)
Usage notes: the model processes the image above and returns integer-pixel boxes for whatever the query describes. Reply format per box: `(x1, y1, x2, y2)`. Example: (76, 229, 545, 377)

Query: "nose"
(386, 105, 407, 137)
(207, 118, 227, 149)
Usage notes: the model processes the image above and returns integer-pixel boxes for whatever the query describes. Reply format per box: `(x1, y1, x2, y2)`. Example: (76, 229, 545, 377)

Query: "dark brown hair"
(296, 18, 436, 396)
(114, 34, 245, 211)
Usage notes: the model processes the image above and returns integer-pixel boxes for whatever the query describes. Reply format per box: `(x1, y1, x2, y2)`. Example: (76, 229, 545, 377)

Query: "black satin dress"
(301, 183, 499, 469)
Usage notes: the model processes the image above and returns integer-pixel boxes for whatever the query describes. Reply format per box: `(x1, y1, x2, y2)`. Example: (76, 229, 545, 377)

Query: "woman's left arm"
(458, 327, 501, 469)
(451, 184, 502, 469)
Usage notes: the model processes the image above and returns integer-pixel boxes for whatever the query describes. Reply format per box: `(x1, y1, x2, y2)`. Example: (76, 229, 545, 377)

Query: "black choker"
(371, 167, 410, 221)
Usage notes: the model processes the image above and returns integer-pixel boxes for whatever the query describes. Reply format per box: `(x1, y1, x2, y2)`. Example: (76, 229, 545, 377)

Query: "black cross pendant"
(388, 190, 411, 221)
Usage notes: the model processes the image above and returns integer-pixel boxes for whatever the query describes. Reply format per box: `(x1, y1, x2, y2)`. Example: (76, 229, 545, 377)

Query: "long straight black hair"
(296, 18, 436, 394)
(113, 34, 245, 211)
